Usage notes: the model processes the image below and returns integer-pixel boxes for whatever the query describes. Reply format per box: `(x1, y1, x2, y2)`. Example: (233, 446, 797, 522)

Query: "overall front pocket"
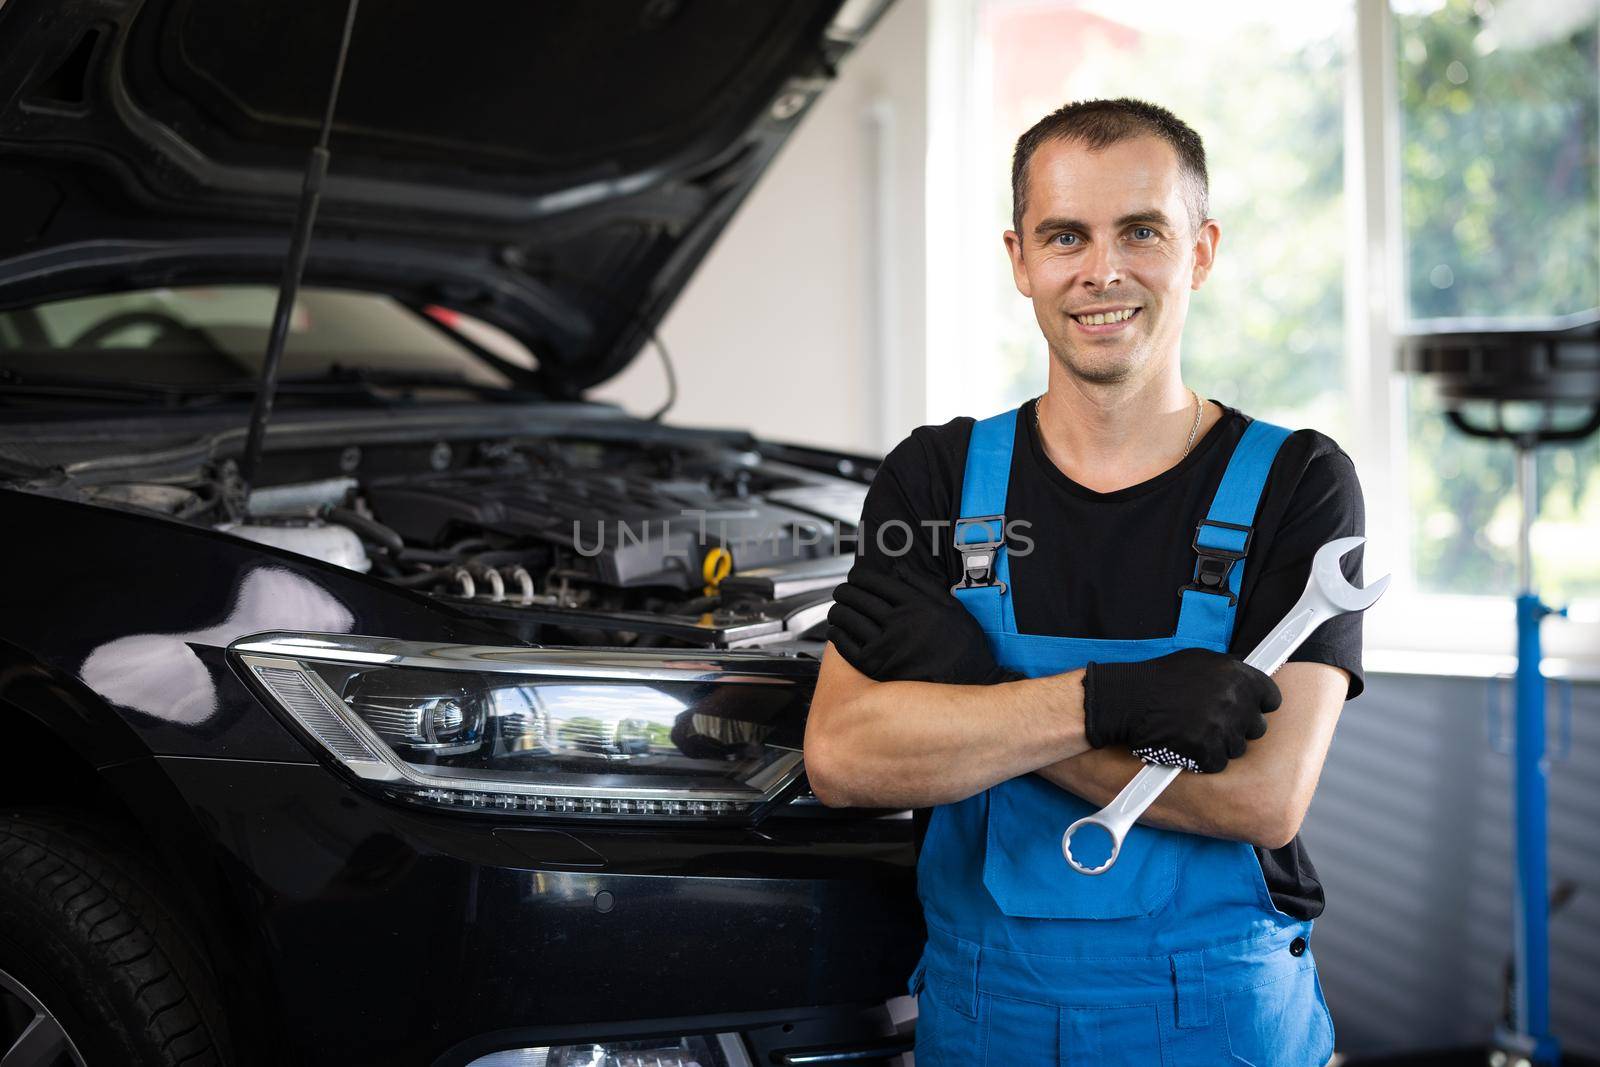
(911, 964, 988, 1065)
(1221, 964, 1335, 1067)
(983, 774, 1181, 919)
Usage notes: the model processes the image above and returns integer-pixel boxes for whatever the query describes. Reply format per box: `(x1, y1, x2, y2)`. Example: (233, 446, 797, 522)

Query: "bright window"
(1396, 0, 1599, 321)
(1396, 0, 1600, 605)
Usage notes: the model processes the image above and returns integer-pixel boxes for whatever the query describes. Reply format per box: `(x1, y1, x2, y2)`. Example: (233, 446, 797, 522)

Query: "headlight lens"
(468, 1034, 733, 1066)
(234, 634, 814, 822)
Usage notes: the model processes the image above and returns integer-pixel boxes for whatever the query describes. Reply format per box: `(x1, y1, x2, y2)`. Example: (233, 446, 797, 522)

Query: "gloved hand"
(1082, 648, 1280, 773)
(827, 561, 1025, 685)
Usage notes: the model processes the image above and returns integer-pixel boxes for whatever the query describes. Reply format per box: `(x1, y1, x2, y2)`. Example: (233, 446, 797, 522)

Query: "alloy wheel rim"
(0, 966, 87, 1067)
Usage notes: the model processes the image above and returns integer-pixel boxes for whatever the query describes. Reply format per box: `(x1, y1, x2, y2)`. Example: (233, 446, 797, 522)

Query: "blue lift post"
(1505, 445, 1563, 1067)
(1401, 309, 1600, 1067)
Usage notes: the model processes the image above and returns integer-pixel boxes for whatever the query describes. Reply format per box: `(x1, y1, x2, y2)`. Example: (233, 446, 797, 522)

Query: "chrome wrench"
(1061, 535, 1389, 875)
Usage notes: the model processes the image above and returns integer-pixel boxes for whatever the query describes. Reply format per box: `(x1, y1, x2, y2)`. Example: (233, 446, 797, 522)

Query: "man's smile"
(1068, 306, 1142, 334)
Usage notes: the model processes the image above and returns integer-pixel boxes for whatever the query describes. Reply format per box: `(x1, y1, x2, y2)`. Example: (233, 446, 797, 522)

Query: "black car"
(0, 2, 923, 1064)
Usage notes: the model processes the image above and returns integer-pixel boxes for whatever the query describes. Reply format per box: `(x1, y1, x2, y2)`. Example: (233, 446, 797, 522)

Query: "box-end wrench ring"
(1060, 535, 1389, 876)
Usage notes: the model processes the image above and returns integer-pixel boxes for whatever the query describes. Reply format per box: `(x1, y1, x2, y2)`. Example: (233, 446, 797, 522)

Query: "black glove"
(828, 561, 1025, 685)
(1082, 648, 1280, 774)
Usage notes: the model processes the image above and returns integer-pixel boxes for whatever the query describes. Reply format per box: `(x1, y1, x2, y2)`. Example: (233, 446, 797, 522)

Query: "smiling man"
(804, 99, 1365, 1065)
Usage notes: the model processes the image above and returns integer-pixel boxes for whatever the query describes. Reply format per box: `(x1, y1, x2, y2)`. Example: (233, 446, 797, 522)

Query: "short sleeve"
(846, 422, 969, 589)
(1229, 446, 1367, 701)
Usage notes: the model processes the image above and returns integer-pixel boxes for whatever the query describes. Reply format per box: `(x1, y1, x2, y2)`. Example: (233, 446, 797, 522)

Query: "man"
(803, 98, 1363, 1066)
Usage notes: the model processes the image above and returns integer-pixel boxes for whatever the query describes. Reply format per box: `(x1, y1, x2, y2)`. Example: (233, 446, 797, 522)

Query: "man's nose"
(1080, 238, 1123, 290)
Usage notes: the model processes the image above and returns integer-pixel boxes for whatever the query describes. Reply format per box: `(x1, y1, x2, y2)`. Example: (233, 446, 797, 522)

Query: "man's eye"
(1051, 233, 1079, 247)
(1131, 226, 1157, 240)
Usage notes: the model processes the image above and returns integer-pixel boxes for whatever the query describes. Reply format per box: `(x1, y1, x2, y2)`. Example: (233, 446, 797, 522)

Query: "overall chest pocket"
(983, 774, 1180, 919)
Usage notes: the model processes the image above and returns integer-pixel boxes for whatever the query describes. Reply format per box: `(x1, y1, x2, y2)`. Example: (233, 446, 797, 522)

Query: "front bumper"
(155, 755, 923, 1065)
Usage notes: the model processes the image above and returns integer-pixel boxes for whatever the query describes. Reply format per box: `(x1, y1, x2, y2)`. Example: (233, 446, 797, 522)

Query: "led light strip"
(403, 790, 751, 817)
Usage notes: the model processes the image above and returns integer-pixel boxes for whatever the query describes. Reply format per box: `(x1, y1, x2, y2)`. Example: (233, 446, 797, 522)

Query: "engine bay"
(47, 427, 872, 651)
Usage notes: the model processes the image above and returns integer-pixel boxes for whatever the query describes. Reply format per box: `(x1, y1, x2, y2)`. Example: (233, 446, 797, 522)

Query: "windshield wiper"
(0, 371, 440, 408)
(0, 368, 543, 408)
(0, 372, 338, 408)
(0, 373, 206, 405)
(274, 366, 543, 400)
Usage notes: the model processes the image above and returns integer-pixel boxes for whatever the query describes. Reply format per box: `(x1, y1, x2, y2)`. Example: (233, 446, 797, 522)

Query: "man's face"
(1003, 135, 1219, 387)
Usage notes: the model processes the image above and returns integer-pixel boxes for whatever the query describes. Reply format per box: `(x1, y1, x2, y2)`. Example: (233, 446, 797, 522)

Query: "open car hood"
(0, 0, 888, 397)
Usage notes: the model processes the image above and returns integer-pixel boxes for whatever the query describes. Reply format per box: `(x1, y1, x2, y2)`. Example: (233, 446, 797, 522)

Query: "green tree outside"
(1398, 0, 1599, 602)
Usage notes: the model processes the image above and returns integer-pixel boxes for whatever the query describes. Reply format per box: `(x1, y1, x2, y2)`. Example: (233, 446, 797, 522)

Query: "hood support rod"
(239, 0, 362, 491)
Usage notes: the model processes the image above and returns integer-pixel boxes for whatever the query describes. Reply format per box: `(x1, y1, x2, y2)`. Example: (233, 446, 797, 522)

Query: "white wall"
(590, 0, 929, 457)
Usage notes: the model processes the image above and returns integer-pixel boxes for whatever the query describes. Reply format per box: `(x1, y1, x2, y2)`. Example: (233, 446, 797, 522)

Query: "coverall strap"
(952, 407, 1020, 634)
(1174, 418, 1293, 646)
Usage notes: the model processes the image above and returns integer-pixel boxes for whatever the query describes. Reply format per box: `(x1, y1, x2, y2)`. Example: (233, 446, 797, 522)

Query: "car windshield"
(0, 285, 529, 399)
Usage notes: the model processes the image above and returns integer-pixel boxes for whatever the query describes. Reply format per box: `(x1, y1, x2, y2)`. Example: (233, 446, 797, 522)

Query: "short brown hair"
(1010, 98, 1209, 233)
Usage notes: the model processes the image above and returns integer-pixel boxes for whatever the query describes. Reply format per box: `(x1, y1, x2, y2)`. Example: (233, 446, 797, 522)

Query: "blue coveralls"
(908, 405, 1336, 1066)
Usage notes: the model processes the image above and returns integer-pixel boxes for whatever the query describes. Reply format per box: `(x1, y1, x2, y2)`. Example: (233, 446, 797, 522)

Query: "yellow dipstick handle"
(702, 547, 732, 596)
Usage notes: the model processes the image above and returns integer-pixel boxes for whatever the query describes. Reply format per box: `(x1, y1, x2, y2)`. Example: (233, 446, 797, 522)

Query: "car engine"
(57, 430, 871, 651)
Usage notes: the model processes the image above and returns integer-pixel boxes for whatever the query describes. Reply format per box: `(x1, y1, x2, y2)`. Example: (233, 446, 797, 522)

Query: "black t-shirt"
(851, 395, 1366, 921)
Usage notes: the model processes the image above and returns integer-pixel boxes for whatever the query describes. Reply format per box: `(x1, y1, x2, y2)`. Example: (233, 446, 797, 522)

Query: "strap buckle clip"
(1180, 518, 1253, 606)
(950, 514, 1008, 595)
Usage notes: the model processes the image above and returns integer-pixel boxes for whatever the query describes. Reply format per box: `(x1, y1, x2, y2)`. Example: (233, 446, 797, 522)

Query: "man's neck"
(1034, 366, 1217, 494)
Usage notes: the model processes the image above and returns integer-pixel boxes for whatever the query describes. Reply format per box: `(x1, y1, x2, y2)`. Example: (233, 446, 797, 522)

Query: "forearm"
(1034, 747, 1282, 845)
(1034, 661, 1350, 849)
(805, 643, 1091, 809)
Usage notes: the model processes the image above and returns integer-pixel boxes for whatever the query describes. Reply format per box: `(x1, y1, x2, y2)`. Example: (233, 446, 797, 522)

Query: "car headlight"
(468, 1033, 738, 1066)
(232, 634, 814, 822)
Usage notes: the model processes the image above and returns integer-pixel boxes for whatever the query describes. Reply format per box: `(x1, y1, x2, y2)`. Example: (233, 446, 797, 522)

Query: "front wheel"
(0, 812, 230, 1066)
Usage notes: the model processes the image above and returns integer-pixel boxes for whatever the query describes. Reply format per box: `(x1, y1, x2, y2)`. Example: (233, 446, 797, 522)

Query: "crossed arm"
(803, 643, 1349, 850)
(1030, 660, 1348, 848)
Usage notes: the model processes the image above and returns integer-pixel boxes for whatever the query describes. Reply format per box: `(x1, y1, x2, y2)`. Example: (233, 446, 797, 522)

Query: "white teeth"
(1076, 308, 1136, 325)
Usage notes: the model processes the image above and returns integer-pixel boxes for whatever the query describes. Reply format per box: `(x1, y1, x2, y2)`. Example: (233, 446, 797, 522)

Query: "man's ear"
(1190, 218, 1221, 289)
(1002, 229, 1033, 299)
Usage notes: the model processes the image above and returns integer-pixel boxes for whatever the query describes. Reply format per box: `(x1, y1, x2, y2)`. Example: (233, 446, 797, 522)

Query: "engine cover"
(365, 469, 849, 590)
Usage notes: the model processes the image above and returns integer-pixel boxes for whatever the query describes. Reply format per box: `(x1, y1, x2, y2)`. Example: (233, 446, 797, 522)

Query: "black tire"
(0, 811, 231, 1066)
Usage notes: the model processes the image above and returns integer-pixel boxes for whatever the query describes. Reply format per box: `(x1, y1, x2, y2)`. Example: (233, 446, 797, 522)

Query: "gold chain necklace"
(1034, 387, 1204, 460)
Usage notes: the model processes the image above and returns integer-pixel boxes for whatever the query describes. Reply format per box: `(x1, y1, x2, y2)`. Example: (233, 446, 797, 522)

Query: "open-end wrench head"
(1310, 536, 1390, 613)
